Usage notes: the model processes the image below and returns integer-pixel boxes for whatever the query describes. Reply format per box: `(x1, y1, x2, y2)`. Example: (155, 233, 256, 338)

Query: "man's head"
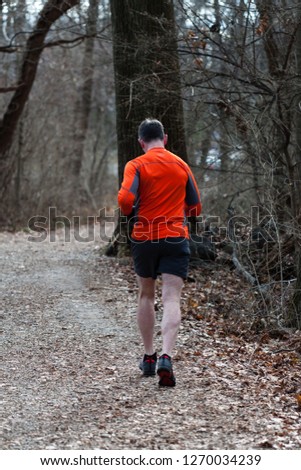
(138, 118, 167, 151)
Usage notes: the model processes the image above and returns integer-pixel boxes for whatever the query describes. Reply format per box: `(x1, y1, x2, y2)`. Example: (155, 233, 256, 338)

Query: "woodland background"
(0, 0, 301, 331)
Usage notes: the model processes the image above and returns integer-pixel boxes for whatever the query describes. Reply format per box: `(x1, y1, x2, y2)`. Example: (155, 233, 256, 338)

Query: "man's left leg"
(137, 276, 157, 376)
(137, 275, 156, 354)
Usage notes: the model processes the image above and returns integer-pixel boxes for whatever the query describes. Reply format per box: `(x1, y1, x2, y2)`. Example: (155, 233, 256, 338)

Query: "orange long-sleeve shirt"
(118, 148, 201, 241)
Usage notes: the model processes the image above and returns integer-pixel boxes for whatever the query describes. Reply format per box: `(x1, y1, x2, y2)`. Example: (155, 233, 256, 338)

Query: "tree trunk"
(294, 8, 301, 213)
(255, 0, 280, 76)
(14, 0, 27, 213)
(110, 0, 187, 187)
(0, 0, 79, 201)
(292, 248, 301, 329)
(108, 0, 187, 256)
(72, 0, 99, 182)
(254, 0, 296, 228)
(290, 6, 301, 329)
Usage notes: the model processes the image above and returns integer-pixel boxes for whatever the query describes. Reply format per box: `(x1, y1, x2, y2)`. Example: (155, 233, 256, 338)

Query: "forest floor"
(1, 228, 301, 451)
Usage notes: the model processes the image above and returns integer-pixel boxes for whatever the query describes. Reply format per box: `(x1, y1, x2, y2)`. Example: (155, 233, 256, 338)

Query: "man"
(118, 118, 201, 387)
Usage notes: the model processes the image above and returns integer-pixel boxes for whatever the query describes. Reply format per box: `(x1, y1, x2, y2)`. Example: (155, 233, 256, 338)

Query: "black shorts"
(131, 237, 190, 280)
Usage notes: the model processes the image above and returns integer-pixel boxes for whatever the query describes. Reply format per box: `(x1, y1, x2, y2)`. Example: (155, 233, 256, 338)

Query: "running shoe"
(139, 352, 157, 376)
(157, 354, 176, 387)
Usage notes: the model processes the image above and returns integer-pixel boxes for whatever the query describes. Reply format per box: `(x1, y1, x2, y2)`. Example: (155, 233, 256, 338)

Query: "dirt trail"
(1, 231, 300, 450)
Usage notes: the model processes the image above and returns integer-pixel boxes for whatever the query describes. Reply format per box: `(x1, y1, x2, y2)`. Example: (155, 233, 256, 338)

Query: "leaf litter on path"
(1, 231, 300, 450)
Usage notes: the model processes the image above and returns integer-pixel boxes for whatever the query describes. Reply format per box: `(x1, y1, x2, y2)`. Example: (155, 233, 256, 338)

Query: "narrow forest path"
(1, 230, 300, 450)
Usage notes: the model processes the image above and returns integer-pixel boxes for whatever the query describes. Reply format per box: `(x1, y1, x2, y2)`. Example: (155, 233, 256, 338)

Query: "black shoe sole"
(157, 368, 176, 387)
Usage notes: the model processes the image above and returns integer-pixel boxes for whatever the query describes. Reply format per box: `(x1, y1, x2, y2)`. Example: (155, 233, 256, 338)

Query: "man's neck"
(143, 140, 165, 152)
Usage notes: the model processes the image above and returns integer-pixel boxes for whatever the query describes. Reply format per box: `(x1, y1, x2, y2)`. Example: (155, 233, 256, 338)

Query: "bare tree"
(0, 0, 79, 205)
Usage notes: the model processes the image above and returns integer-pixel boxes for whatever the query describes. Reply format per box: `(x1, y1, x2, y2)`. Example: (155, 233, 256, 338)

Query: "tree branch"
(44, 27, 110, 49)
(44, 36, 90, 48)
(0, 46, 18, 53)
(0, 85, 22, 93)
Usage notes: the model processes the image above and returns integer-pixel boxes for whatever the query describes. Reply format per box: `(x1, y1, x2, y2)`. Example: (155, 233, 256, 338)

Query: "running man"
(118, 118, 201, 386)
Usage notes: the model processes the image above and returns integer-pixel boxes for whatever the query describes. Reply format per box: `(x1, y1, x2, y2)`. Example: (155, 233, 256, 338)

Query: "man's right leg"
(161, 273, 183, 357)
(157, 273, 183, 386)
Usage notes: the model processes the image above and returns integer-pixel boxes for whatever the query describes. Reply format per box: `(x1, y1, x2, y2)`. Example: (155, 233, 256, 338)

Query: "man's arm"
(118, 161, 139, 215)
(185, 169, 202, 217)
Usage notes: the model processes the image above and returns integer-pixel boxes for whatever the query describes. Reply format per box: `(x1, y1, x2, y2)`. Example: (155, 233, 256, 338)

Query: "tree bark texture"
(110, 0, 187, 186)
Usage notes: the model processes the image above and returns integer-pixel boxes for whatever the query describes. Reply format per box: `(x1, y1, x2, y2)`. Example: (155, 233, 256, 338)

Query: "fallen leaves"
(1, 230, 301, 451)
